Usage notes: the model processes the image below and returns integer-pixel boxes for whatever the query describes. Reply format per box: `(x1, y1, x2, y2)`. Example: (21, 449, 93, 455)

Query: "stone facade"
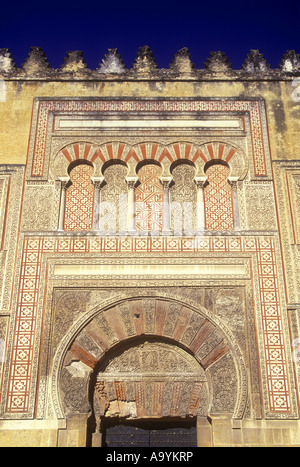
(0, 46, 299, 446)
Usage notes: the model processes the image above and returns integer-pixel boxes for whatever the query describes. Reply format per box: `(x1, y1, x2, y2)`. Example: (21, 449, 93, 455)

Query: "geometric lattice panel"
(64, 163, 94, 231)
(135, 164, 163, 232)
(204, 163, 234, 231)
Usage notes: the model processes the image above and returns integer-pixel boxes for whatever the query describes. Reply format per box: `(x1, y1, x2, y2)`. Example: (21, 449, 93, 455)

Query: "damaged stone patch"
(95, 380, 137, 418)
(65, 360, 91, 378)
(105, 400, 137, 418)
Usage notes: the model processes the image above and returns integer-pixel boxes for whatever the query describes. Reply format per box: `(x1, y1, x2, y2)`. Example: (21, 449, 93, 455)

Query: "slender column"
(194, 178, 206, 233)
(58, 178, 68, 231)
(126, 177, 139, 234)
(229, 180, 240, 231)
(160, 178, 172, 235)
(91, 177, 105, 231)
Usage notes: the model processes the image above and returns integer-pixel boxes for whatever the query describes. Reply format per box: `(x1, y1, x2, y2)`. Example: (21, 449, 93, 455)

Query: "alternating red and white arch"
(57, 140, 240, 169)
(190, 142, 237, 164)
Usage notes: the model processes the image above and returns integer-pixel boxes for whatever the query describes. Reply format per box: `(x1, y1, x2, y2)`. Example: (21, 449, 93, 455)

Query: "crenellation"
(169, 47, 195, 74)
(241, 49, 270, 74)
(60, 50, 89, 74)
(203, 51, 233, 73)
(0, 48, 17, 74)
(97, 48, 127, 74)
(278, 50, 300, 73)
(1, 46, 299, 80)
(132, 45, 159, 74)
(21, 46, 53, 76)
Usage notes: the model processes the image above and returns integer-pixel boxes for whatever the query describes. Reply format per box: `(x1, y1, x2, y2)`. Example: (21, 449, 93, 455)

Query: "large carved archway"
(52, 296, 247, 429)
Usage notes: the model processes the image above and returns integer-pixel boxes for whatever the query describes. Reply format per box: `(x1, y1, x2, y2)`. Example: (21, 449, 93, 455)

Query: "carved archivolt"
(51, 140, 248, 181)
(51, 296, 248, 421)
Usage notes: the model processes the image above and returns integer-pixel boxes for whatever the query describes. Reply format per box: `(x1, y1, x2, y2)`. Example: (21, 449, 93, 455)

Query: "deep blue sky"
(1, 0, 299, 70)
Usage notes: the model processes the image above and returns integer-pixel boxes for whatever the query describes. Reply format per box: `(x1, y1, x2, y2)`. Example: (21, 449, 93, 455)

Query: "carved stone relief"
(52, 290, 91, 351)
(287, 172, 300, 243)
(6, 229, 292, 420)
(0, 179, 7, 245)
(100, 163, 128, 234)
(170, 163, 197, 234)
(272, 163, 300, 304)
(0, 316, 8, 384)
(209, 353, 238, 414)
(21, 182, 60, 231)
(288, 307, 300, 400)
(204, 287, 245, 343)
(245, 183, 277, 230)
(54, 295, 249, 421)
(0, 166, 24, 311)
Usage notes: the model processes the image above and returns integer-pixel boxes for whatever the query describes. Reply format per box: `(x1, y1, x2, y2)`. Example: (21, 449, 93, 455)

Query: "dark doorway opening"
(102, 418, 197, 447)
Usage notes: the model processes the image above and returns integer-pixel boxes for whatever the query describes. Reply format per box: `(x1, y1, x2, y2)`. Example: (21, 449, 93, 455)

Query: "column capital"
(159, 176, 173, 189)
(125, 176, 139, 189)
(91, 176, 105, 190)
(228, 177, 239, 188)
(58, 177, 69, 190)
(194, 177, 207, 188)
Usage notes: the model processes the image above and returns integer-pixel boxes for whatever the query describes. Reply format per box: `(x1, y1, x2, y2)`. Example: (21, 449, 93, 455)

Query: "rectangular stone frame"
(26, 97, 271, 180)
(1, 97, 297, 423)
(273, 162, 300, 303)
